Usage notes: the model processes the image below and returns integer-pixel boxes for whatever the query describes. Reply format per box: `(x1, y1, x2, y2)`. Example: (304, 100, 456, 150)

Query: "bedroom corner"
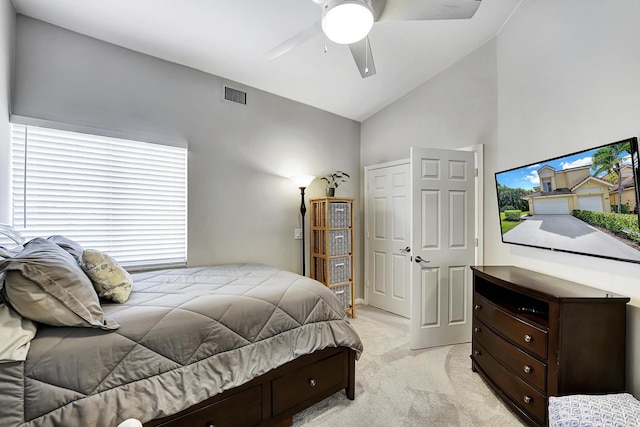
(0, 0, 15, 225)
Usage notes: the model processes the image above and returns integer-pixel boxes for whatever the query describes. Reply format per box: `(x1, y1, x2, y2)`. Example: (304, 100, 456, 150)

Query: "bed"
(0, 236, 363, 427)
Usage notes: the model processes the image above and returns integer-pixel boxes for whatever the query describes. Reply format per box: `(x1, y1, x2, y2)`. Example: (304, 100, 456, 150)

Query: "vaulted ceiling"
(11, 0, 522, 121)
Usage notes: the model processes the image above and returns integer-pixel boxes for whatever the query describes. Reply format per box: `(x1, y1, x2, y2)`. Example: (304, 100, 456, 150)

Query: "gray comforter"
(0, 264, 363, 427)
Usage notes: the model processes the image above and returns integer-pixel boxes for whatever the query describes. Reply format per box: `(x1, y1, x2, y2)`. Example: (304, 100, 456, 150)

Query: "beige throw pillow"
(3, 238, 119, 330)
(81, 249, 133, 303)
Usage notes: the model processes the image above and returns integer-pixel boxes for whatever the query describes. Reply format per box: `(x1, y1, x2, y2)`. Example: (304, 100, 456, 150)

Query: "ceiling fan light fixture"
(321, 0, 374, 45)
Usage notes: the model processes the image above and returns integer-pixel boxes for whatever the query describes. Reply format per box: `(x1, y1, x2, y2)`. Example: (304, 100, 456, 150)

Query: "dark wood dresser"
(470, 265, 629, 427)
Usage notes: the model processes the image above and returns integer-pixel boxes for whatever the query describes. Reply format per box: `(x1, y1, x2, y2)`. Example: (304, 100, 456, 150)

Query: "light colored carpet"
(293, 305, 526, 426)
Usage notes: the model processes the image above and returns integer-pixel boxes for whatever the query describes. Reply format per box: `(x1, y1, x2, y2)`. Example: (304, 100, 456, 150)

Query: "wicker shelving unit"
(310, 197, 355, 318)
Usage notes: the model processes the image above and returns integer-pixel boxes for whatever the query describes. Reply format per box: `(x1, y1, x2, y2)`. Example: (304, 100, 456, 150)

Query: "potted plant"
(321, 171, 350, 197)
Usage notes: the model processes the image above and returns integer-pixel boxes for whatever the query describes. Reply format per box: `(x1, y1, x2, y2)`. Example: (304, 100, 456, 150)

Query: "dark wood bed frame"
(145, 346, 356, 427)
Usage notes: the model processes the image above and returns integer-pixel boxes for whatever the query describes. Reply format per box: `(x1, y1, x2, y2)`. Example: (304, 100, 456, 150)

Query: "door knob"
(415, 256, 430, 264)
(399, 246, 411, 253)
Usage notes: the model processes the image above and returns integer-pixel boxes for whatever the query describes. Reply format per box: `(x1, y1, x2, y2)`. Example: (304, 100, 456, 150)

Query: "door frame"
(460, 144, 484, 266)
(363, 144, 484, 305)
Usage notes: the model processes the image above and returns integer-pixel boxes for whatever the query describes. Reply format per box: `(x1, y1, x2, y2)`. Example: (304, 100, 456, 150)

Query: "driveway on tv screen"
(503, 214, 640, 261)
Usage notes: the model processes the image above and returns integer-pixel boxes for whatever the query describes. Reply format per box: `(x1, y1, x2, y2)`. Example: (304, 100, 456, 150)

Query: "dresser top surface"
(471, 265, 629, 302)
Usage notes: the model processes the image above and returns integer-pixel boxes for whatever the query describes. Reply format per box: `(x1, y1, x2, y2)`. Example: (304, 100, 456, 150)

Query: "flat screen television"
(495, 137, 640, 264)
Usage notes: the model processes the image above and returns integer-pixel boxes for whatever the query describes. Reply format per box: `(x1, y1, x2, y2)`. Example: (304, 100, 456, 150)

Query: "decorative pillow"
(81, 249, 133, 303)
(2, 238, 119, 330)
(47, 235, 84, 263)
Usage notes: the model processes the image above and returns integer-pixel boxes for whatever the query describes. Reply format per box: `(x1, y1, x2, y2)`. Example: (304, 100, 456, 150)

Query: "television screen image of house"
(495, 138, 640, 263)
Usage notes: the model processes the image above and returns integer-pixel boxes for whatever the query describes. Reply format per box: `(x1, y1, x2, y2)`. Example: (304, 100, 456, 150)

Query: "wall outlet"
(294, 228, 302, 240)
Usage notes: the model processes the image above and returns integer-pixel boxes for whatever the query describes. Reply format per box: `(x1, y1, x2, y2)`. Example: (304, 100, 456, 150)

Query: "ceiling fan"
(263, 0, 482, 78)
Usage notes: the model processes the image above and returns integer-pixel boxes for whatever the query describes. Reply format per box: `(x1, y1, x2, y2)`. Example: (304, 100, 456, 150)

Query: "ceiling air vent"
(224, 86, 247, 105)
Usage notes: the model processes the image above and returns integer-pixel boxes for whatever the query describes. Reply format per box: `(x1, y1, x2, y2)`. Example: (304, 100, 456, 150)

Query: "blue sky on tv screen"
(496, 147, 615, 191)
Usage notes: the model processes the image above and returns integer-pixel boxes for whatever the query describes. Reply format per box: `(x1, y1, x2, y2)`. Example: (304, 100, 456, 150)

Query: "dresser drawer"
(473, 317, 546, 392)
(272, 352, 344, 416)
(157, 386, 262, 427)
(473, 341, 546, 424)
(474, 294, 547, 359)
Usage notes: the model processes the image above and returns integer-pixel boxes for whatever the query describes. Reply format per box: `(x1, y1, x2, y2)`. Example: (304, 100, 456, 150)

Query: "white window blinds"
(11, 124, 187, 269)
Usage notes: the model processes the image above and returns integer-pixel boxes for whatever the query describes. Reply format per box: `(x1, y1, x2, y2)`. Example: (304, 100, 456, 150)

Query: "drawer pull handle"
(523, 365, 532, 374)
(336, 263, 345, 267)
(524, 334, 533, 343)
(523, 396, 532, 404)
(335, 235, 344, 239)
(308, 378, 317, 387)
(474, 304, 481, 310)
(473, 350, 481, 356)
(206, 423, 216, 427)
(474, 327, 481, 333)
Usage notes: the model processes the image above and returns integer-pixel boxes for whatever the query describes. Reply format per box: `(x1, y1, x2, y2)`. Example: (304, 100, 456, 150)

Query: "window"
(11, 124, 187, 269)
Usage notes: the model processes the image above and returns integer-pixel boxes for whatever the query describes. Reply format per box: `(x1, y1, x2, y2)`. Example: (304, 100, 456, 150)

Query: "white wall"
(0, 1, 14, 224)
(360, 39, 497, 166)
(10, 16, 362, 286)
(493, 0, 640, 395)
(362, 0, 640, 395)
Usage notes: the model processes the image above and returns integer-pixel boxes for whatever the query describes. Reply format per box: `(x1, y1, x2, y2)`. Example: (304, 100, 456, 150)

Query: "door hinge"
(475, 168, 478, 177)
(474, 237, 478, 247)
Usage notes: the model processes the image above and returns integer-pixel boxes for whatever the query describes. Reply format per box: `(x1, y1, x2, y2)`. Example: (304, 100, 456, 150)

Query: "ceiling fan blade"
(378, 0, 481, 21)
(348, 37, 376, 78)
(262, 20, 321, 61)
(371, 0, 388, 21)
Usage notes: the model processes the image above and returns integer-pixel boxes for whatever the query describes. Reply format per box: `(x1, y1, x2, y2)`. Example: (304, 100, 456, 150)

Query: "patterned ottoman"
(548, 393, 640, 427)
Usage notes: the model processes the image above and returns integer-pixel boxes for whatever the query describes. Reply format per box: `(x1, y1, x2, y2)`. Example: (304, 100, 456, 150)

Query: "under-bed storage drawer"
(156, 385, 262, 427)
(272, 352, 344, 416)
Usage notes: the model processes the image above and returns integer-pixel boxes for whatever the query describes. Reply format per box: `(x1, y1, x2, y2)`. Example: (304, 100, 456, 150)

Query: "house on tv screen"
(523, 164, 614, 215)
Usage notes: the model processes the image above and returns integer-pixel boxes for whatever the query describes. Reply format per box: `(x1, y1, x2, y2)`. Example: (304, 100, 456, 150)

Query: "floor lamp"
(290, 175, 315, 276)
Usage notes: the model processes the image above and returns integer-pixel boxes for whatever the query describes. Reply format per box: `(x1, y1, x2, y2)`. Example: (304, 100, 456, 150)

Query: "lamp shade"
(321, 0, 374, 45)
(290, 175, 316, 188)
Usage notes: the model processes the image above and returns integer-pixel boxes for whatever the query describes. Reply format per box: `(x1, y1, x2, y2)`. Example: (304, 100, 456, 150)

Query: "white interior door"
(365, 161, 411, 318)
(410, 147, 475, 350)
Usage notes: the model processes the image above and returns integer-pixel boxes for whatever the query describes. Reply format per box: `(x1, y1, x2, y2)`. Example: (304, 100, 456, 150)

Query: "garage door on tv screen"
(495, 137, 640, 264)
